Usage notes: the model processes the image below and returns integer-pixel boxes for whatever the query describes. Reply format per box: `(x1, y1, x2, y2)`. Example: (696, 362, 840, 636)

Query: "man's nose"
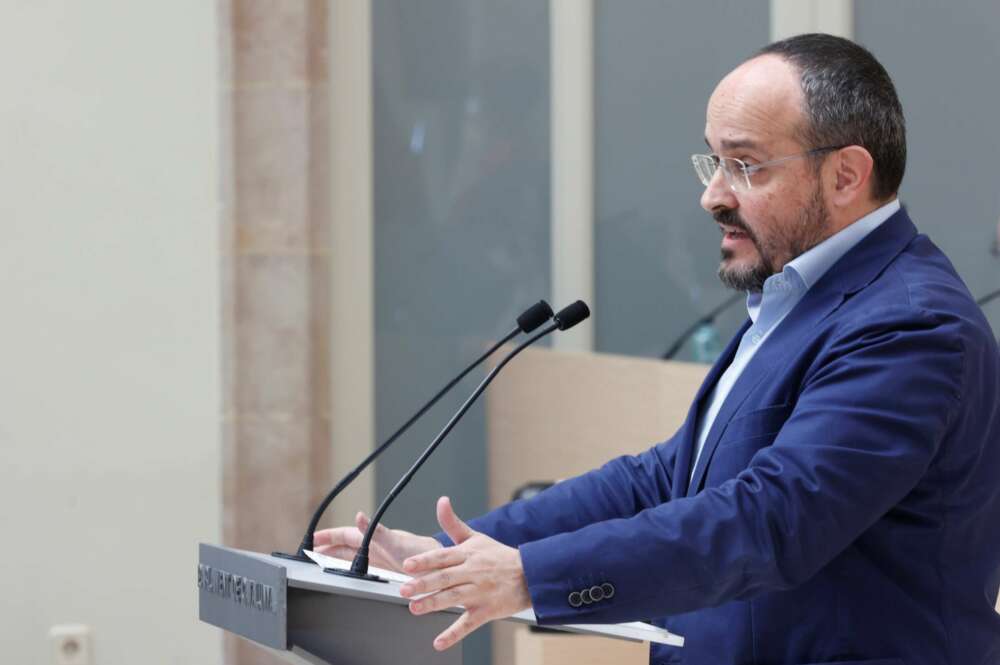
(700, 168, 738, 213)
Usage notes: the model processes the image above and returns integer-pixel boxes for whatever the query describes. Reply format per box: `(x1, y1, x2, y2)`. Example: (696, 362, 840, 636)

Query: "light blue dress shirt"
(690, 199, 901, 479)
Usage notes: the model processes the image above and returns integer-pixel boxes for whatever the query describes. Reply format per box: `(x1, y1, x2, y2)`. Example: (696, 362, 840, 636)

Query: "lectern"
(198, 543, 683, 665)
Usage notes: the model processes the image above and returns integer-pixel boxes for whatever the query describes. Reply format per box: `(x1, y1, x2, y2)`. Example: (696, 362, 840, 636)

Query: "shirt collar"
(745, 198, 900, 322)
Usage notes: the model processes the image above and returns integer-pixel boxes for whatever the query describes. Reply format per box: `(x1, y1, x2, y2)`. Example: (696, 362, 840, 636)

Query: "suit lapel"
(671, 318, 750, 499)
(684, 207, 919, 496)
(685, 285, 845, 495)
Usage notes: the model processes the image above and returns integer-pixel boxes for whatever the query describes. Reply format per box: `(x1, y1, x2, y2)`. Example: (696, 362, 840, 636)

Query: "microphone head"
(553, 300, 591, 331)
(516, 300, 555, 333)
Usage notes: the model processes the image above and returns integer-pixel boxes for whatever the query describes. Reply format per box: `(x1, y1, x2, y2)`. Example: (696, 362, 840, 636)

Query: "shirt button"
(568, 591, 583, 608)
(751, 332, 762, 344)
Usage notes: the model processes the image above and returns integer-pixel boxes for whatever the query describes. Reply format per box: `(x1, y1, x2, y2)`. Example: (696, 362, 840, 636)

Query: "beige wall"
(0, 2, 221, 663)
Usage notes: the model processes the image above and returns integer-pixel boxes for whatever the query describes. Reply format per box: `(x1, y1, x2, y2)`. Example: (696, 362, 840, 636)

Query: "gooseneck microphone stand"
(273, 300, 554, 563)
(976, 288, 1000, 308)
(662, 293, 743, 360)
(331, 301, 590, 581)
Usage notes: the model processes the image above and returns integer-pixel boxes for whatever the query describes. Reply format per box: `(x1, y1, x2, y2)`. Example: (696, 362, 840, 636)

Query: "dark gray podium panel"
(198, 544, 680, 662)
(199, 544, 462, 664)
(288, 587, 461, 665)
(198, 543, 288, 649)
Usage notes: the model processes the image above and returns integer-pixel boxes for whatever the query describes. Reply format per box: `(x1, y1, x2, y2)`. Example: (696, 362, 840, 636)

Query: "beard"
(716, 183, 831, 293)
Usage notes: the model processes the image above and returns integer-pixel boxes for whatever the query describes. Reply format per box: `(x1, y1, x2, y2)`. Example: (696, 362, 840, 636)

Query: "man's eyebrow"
(719, 137, 762, 151)
(704, 136, 762, 152)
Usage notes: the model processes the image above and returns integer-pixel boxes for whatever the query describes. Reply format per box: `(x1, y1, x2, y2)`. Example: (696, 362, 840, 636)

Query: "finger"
(434, 609, 485, 651)
(312, 527, 362, 548)
(436, 496, 475, 545)
(408, 583, 476, 615)
(356, 512, 390, 539)
(367, 542, 399, 569)
(402, 546, 466, 576)
(311, 528, 340, 547)
(313, 545, 358, 560)
(400, 562, 468, 597)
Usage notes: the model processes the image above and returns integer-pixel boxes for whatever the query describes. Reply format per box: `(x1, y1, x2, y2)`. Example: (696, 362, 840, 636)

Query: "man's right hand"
(312, 512, 442, 574)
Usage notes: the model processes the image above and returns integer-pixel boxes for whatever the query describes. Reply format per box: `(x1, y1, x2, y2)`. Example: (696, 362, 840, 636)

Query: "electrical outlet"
(48, 624, 92, 665)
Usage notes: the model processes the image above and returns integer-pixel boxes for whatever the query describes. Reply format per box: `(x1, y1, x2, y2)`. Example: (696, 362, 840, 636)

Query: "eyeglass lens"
(692, 155, 749, 191)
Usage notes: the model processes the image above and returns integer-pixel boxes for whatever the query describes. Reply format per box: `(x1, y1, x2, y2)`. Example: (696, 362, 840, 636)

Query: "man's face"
(701, 56, 832, 292)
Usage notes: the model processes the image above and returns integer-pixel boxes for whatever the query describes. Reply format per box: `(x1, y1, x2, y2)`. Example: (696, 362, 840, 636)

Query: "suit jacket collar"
(808, 205, 917, 298)
(684, 207, 918, 495)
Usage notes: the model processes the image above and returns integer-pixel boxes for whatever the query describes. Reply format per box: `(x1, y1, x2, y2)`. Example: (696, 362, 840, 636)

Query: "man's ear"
(829, 145, 876, 207)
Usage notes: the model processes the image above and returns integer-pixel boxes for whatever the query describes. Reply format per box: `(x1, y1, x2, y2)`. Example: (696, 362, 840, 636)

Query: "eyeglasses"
(691, 146, 844, 193)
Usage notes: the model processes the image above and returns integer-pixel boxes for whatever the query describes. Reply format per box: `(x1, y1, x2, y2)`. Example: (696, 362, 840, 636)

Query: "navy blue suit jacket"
(465, 209, 1000, 664)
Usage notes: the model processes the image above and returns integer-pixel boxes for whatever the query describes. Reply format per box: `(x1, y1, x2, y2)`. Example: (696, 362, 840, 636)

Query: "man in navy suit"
(316, 34, 1000, 664)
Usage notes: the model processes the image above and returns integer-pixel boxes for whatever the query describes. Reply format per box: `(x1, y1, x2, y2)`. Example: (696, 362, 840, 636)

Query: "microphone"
(554, 300, 590, 330)
(328, 300, 590, 582)
(662, 293, 743, 360)
(272, 300, 555, 563)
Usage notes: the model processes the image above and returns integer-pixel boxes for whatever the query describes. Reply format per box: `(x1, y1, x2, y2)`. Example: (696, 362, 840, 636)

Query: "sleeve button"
(568, 591, 583, 608)
(580, 588, 593, 604)
(601, 582, 615, 599)
(589, 585, 605, 602)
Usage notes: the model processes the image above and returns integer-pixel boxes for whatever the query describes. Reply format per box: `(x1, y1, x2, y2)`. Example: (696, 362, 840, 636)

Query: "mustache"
(713, 208, 750, 234)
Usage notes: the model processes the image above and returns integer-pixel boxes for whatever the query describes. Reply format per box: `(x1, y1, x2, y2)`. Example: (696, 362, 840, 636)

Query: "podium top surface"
(231, 547, 683, 647)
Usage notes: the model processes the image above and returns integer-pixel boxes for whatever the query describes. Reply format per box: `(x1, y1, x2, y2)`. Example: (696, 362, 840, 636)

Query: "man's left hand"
(399, 496, 532, 651)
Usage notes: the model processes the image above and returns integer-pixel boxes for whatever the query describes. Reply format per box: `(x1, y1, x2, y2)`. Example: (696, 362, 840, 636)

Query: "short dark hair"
(756, 33, 906, 201)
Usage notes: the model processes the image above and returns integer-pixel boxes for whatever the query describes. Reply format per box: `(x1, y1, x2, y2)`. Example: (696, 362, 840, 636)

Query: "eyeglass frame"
(691, 145, 846, 192)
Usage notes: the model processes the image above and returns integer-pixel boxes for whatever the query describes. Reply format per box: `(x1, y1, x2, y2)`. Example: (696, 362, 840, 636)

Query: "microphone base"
(271, 551, 313, 564)
(324, 567, 390, 584)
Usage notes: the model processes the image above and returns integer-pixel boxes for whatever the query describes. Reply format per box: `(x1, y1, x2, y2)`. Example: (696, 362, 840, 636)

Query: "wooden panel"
(513, 626, 648, 665)
(487, 347, 706, 508)
(486, 347, 707, 665)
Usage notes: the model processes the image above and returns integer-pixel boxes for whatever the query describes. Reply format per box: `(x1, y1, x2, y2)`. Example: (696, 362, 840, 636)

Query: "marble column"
(218, 2, 331, 663)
